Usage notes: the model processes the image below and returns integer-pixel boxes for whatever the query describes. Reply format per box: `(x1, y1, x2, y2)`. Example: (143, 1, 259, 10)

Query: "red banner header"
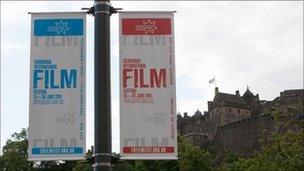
(122, 18, 171, 35)
(123, 146, 175, 153)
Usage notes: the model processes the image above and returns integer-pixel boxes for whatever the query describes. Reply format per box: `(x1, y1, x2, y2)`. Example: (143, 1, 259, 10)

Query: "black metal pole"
(93, 0, 112, 170)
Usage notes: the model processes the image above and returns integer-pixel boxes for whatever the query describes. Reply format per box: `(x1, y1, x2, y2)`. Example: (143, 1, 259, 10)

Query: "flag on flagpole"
(209, 77, 215, 84)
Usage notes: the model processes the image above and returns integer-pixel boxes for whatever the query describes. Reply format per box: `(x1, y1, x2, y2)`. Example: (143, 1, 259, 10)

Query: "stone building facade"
(208, 87, 255, 126)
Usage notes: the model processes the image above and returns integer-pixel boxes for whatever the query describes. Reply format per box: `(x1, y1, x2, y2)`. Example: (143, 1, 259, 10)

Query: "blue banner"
(34, 19, 83, 36)
(29, 12, 86, 161)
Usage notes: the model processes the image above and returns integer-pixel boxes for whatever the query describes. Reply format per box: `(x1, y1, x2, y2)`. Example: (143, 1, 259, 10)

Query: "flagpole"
(214, 75, 216, 89)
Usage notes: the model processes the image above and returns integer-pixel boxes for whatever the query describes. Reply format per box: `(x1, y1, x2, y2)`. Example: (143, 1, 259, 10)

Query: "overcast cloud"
(1, 1, 303, 153)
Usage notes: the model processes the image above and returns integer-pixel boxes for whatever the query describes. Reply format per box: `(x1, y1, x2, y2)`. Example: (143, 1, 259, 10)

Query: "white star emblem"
(142, 20, 158, 34)
(54, 20, 70, 35)
(146, 111, 167, 126)
(153, 111, 167, 125)
(63, 112, 76, 126)
(56, 112, 77, 126)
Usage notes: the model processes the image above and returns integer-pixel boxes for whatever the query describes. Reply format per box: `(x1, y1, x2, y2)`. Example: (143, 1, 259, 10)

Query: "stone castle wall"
(212, 114, 275, 157)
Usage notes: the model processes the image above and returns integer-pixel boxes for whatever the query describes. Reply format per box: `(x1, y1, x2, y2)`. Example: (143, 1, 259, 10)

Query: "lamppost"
(93, 0, 111, 170)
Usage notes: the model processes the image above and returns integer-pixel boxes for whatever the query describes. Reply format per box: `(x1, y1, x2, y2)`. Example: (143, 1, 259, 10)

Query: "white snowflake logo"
(146, 111, 167, 125)
(135, 19, 158, 34)
(47, 20, 70, 35)
(56, 112, 76, 126)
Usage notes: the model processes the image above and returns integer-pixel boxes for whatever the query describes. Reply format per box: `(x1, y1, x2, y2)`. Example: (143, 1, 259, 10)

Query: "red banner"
(122, 18, 171, 35)
(120, 12, 177, 160)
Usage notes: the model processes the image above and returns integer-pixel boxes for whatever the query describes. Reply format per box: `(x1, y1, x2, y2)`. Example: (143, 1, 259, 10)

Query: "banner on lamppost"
(28, 12, 86, 161)
(119, 11, 177, 160)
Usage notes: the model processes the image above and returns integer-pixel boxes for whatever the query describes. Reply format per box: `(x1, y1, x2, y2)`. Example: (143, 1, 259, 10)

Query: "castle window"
(229, 108, 231, 113)
(238, 110, 240, 114)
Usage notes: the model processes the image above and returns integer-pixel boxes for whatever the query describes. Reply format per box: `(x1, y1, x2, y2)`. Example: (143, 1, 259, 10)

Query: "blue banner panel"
(32, 147, 83, 155)
(34, 19, 83, 36)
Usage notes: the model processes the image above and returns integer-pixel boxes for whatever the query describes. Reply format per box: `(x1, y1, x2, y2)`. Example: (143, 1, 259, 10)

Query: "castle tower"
(209, 87, 251, 126)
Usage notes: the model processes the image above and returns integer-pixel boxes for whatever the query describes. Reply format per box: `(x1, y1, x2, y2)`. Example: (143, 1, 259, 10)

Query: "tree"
(0, 128, 34, 170)
(252, 132, 304, 170)
(178, 136, 213, 171)
(73, 149, 93, 171)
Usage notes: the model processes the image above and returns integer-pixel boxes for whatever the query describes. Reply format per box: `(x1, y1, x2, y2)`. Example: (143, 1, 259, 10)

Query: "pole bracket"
(81, 7, 95, 15)
(110, 7, 123, 14)
(82, 5, 122, 16)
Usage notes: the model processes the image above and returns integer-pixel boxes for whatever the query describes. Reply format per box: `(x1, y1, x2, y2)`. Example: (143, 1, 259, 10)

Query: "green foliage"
(34, 160, 78, 171)
(112, 153, 135, 171)
(225, 153, 238, 164)
(132, 160, 178, 171)
(178, 136, 212, 171)
(252, 132, 304, 171)
(73, 149, 93, 171)
(218, 153, 240, 170)
(112, 161, 134, 171)
(73, 160, 92, 171)
(0, 128, 34, 170)
(251, 103, 304, 171)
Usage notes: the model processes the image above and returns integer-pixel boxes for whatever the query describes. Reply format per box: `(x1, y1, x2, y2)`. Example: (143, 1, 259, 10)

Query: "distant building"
(280, 89, 304, 97)
(208, 87, 256, 126)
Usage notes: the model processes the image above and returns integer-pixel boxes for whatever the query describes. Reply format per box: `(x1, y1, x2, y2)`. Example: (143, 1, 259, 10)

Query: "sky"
(1, 1, 303, 153)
